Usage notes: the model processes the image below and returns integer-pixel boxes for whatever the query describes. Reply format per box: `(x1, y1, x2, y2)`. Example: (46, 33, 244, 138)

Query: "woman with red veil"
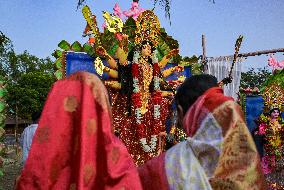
(16, 72, 142, 190)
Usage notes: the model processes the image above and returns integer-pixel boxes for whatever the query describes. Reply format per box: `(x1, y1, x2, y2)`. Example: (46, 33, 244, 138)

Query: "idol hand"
(166, 49, 179, 59)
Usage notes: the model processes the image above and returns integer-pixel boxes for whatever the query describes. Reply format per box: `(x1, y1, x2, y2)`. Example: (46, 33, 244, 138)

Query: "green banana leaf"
(83, 43, 94, 56)
(55, 70, 63, 80)
(54, 58, 62, 69)
(58, 40, 71, 51)
(52, 50, 63, 59)
(71, 41, 82, 52)
(0, 103, 4, 113)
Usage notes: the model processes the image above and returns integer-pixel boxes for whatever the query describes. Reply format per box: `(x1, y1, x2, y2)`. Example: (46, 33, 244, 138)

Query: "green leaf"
(54, 59, 62, 69)
(0, 103, 4, 113)
(0, 118, 5, 125)
(54, 70, 63, 80)
(58, 40, 71, 51)
(71, 41, 82, 52)
(0, 89, 6, 98)
(83, 43, 94, 55)
(52, 50, 63, 59)
(108, 43, 119, 57)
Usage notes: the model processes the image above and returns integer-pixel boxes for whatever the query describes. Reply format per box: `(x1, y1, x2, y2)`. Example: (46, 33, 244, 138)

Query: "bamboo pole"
(202, 35, 206, 62)
(238, 48, 284, 57)
(210, 48, 284, 59)
(202, 35, 208, 72)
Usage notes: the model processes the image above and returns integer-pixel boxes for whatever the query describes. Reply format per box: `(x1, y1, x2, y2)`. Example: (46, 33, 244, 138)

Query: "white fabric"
(21, 124, 38, 164)
(205, 56, 243, 100)
(164, 113, 223, 190)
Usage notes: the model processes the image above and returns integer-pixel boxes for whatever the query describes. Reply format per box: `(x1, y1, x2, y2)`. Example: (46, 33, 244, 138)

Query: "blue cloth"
(65, 52, 110, 80)
(21, 124, 38, 164)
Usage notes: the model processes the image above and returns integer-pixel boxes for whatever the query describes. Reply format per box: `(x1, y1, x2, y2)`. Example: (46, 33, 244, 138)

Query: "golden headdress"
(262, 84, 284, 113)
(134, 10, 160, 47)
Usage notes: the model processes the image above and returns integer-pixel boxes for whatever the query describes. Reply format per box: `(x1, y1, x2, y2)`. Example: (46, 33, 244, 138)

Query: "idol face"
(141, 43, 152, 57)
(271, 109, 280, 119)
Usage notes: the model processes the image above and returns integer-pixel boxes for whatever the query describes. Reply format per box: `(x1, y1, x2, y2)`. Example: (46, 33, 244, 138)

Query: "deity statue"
(254, 84, 284, 175)
(96, 10, 180, 165)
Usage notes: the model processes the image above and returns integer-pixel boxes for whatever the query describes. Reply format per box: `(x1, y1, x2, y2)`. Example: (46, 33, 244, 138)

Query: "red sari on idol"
(16, 72, 142, 190)
(138, 87, 266, 190)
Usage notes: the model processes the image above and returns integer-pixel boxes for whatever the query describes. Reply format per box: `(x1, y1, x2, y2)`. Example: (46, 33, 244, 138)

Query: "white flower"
(133, 51, 140, 63)
(154, 105, 160, 119)
(153, 76, 160, 90)
(135, 108, 142, 124)
(140, 138, 151, 152)
(151, 50, 158, 63)
(150, 135, 158, 150)
(133, 78, 140, 93)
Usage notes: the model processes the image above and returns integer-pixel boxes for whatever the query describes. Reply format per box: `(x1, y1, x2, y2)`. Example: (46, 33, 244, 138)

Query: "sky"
(1, 0, 284, 71)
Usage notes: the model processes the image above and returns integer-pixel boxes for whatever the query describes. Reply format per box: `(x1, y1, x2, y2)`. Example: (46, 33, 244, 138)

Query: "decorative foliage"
(261, 69, 284, 91)
(52, 49, 63, 59)
(58, 40, 71, 51)
(71, 41, 82, 52)
(122, 17, 137, 47)
(102, 11, 123, 33)
(52, 49, 65, 80)
(82, 5, 101, 46)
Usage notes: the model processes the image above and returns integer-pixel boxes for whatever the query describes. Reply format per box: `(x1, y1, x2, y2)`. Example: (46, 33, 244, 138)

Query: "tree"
(240, 67, 272, 89)
(0, 31, 55, 120)
(6, 72, 54, 119)
(0, 32, 14, 77)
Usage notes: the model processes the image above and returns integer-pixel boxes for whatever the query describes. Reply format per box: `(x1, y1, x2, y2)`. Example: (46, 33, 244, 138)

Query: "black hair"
(127, 40, 156, 63)
(175, 74, 218, 113)
(140, 40, 156, 53)
(269, 108, 281, 115)
(31, 112, 41, 123)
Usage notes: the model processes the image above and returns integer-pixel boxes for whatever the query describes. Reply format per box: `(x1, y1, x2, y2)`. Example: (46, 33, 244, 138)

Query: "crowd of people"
(15, 72, 267, 189)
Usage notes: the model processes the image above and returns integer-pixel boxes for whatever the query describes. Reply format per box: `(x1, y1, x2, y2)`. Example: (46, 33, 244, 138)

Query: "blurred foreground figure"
(20, 112, 41, 165)
(16, 72, 142, 190)
(138, 74, 266, 190)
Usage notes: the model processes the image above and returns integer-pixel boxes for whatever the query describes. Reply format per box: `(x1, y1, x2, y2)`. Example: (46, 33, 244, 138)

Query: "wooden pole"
(202, 35, 206, 62)
(210, 48, 284, 59)
(238, 48, 284, 57)
(202, 35, 207, 72)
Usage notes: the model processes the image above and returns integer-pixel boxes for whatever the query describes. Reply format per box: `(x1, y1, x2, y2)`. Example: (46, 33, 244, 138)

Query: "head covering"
(138, 86, 266, 190)
(182, 87, 232, 137)
(17, 72, 142, 190)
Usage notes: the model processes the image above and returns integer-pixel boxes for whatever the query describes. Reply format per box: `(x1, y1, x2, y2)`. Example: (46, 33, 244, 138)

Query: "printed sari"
(16, 72, 142, 190)
(138, 87, 266, 190)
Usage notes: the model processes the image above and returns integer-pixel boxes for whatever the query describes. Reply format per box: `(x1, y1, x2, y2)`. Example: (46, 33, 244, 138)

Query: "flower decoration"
(94, 57, 105, 76)
(102, 11, 124, 34)
(131, 51, 162, 153)
(123, 1, 144, 20)
(262, 84, 284, 113)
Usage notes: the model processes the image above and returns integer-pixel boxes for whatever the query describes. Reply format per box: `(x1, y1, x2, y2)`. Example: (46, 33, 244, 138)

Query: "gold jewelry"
(135, 10, 160, 47)
(104, 67, 110, 73)
(262, 84, 284, 113)
(139, 56, 153, 114)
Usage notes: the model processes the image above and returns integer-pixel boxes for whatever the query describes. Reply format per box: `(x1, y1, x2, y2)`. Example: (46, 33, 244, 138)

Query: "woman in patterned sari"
(16, 72, 142, 190)
(138, 74, 266, 190)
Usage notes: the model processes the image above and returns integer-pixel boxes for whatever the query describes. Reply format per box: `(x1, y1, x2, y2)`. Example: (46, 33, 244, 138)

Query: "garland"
(132, 51, 162, 152)
(258, 114, 284, 158)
